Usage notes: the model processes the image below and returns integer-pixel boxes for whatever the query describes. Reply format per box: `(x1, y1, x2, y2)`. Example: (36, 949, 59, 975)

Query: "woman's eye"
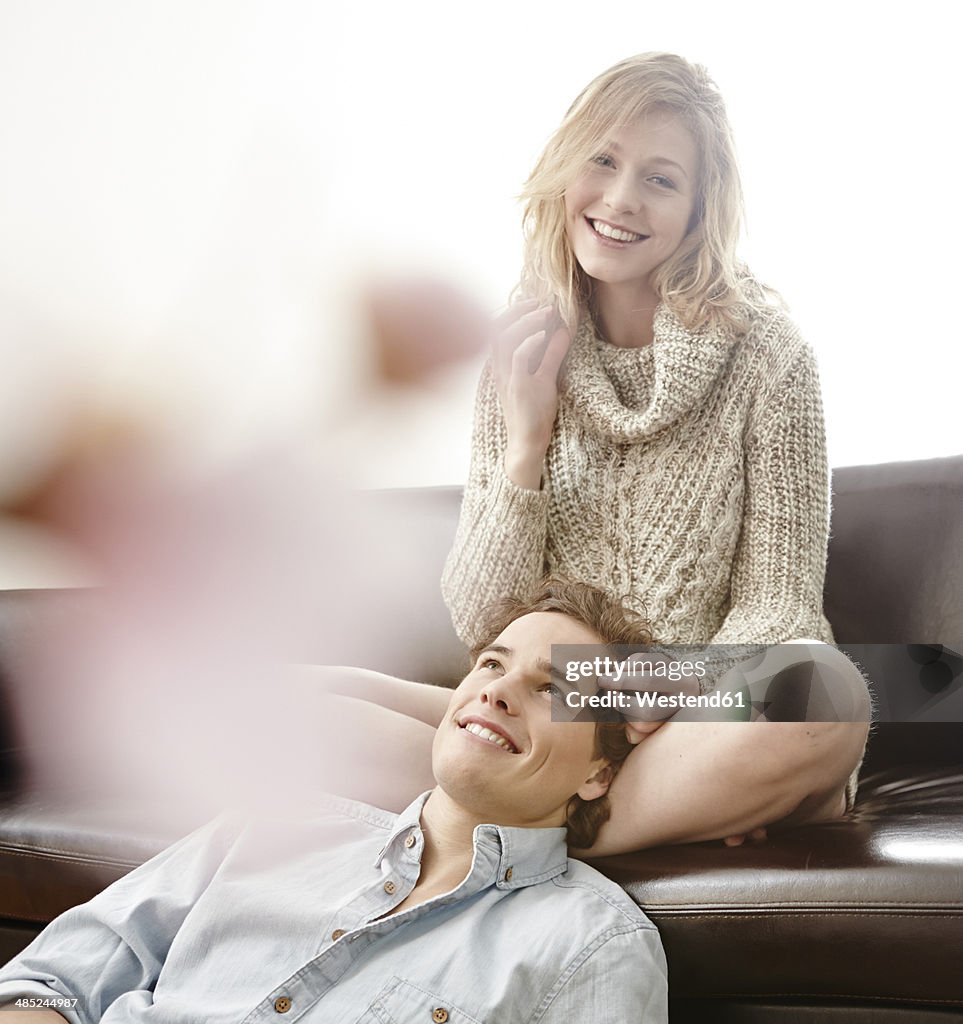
(649, 174, 675, 189)
(539, 682, 562, 697)
(592, 153, 615, 168)
(481, 659, 501, 671)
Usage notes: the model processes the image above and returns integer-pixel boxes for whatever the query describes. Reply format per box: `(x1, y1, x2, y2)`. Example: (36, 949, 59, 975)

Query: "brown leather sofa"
(1, 455, 962, 1021)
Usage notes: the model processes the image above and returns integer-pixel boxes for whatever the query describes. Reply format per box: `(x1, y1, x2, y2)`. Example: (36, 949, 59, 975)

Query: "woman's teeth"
(462, 722, 518, 753)
(591, 220, 645, 242)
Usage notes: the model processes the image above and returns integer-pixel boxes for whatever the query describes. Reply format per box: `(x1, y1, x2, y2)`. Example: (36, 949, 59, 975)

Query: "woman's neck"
(592, 281, 659, 348)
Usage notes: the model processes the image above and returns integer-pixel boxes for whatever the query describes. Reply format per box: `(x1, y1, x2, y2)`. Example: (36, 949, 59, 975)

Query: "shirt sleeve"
(530, 924, 668, 1024)
(710, 338, 835, 647)
(440, 360, 551, 647)
(0, 812, 242, 1024)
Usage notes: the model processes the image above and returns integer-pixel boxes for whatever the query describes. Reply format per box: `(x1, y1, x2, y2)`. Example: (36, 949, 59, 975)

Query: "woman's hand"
(722, 827, 768, 847)
(491, 299, 572, 490)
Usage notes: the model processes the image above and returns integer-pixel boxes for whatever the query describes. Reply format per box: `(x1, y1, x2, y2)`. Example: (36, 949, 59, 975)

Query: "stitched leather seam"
(651, 910, 963, 918)
(0, 910, 51, 925)
(0, 846, 140, 869)
(693, 993, 963, 1006)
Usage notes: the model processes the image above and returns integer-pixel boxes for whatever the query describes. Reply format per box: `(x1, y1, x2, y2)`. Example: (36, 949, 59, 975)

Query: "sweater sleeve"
(440, 360, 551, 647)
(709, 337, 835, 647)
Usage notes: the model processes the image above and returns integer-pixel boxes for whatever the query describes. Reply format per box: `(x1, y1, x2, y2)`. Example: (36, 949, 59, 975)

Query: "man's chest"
(148, 860, 569, 1024)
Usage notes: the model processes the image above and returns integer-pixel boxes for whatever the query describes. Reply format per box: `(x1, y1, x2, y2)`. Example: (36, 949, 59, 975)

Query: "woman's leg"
(576, 642, 872, 857)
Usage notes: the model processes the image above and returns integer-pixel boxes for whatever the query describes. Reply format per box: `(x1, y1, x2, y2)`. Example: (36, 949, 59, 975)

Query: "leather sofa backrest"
(825, 455, 963, 643)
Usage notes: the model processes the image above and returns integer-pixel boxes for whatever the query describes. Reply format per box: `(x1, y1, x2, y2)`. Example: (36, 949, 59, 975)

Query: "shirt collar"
(375, 791, 570, 891)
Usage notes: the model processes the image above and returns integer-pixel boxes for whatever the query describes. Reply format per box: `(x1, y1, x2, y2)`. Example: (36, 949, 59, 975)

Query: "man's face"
(432, 611, 613, 829)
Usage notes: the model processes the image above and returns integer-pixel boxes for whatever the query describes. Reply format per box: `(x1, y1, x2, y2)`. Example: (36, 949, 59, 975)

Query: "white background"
(1, 0, 960, 494)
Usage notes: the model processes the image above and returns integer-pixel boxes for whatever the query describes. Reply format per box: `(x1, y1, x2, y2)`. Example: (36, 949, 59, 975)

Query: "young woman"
(318, 53, 870, 855)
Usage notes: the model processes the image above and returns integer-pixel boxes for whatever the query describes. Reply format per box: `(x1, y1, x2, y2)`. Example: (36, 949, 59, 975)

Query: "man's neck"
(415, 789, 482, 891)
(377, 790, 567, 921)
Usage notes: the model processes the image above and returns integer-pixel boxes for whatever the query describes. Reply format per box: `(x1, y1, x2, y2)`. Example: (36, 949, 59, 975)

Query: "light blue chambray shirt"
(0, 792, 667, 1023)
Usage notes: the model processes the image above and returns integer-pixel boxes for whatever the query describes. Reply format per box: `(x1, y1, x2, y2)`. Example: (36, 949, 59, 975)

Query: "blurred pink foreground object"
(4, 276, 488, 819)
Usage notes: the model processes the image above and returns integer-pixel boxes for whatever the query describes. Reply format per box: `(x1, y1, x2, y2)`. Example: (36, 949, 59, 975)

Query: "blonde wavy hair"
(514, 52, 776, 335)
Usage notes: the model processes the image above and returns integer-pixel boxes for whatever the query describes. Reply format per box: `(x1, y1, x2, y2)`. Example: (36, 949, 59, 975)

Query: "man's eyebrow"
(603, 140, 689, 180)
(478, 644, 511, 659)
(537, 657, 569, 683)
(478, 647, 567, 682)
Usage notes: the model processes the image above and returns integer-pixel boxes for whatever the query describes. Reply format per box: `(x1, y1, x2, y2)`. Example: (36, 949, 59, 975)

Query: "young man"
(0, 579, 667, 1023)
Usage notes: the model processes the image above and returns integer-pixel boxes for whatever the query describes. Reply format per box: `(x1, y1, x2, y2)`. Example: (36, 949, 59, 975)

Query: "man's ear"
(576, 760, 614, 802)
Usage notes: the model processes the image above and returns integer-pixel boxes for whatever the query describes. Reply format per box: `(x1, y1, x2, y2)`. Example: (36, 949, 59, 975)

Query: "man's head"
(432, 578, 653, 849)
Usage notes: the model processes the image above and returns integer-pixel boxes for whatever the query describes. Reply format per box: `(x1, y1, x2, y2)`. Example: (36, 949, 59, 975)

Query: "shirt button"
(331, 929, 346, 941)
(432, 1009, 449, 1023)
(404, 833, 416, 849)
(504, 867, 513, 882)
(274, 996, 292, 1014)
(384, 880, 397, 895)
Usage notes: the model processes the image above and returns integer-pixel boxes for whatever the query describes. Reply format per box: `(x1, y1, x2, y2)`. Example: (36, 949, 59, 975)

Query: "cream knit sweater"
(441, 303, 835, 649)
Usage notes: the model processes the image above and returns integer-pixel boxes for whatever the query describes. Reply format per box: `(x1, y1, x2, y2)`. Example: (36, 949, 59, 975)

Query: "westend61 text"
(564, 690, 747, 710)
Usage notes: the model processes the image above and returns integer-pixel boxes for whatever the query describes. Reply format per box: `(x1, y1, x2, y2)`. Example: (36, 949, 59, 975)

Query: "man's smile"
(457, 715, 521, 754)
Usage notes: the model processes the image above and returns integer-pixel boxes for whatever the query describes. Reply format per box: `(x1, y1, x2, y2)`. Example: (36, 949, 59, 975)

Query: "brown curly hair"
(469, 577, 654, 850)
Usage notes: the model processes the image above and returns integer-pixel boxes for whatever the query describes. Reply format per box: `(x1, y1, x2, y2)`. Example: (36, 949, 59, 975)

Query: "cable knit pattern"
(441, 303, 835, 651)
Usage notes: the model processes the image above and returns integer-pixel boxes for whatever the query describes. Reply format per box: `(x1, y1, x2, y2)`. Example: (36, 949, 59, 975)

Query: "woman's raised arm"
(441, 303, 570, 646)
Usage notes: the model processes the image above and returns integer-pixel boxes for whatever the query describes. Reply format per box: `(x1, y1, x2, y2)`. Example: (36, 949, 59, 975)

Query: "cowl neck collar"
(560, 304, 736, 443)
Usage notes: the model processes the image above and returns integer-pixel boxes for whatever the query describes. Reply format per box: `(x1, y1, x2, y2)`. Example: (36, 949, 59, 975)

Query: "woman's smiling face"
(563, 108, 699, 298)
